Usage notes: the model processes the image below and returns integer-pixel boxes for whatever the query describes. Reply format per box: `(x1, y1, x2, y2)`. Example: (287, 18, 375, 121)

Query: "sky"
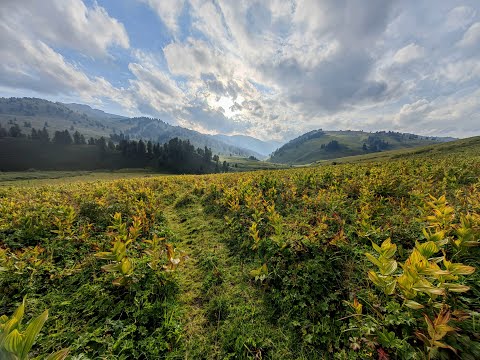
(1, 0, 479, 141)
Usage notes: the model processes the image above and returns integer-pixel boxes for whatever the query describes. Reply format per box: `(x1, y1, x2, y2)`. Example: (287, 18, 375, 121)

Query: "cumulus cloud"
(0, 22, 129, 105)
(0, 0, 129, 57)
(458, 22, 480, 48)
(394, 99, 431, 125)
(393, 43, 425, 64)
(163, 39, 225, 78)
(391, 89, 480, 137)
(0, 0, 130, 105)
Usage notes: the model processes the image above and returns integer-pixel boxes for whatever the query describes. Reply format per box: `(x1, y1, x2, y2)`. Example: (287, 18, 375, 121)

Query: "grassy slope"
(220, 156, 289, 171)
(269, 130, 444, 164)
(313, 135, 480, 165)
(0, 113, 129, 139)
(0, 170, 163, 187)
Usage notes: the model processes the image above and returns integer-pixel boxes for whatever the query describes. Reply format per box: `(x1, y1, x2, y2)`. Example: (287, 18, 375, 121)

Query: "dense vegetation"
(269, 130, 454, 164)
(0, 123, 227, 174)
(0, 137, 479, 359)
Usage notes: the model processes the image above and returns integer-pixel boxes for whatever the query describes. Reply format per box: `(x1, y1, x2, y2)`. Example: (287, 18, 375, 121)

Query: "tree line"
(0, 124, 228, 174)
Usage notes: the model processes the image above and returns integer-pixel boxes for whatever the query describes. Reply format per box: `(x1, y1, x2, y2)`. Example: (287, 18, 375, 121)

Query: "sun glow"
(207, 95, 243, 118)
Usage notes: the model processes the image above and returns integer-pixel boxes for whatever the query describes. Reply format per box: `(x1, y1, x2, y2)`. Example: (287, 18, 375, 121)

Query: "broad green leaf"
(384, 280, 396, 295)
(0, 349, 17, 360)
(447, 263, 475, 276)
(45, 348, 70, 360)
(413, 286, 445, 296)
(94, 252, 115, 260)
(432, 340, 456, 352)
(435, 324, 456, 338)
(19, 310, 48, 360)
(371, 241, 382, 254)
(415, 241, 438, 258)
(380, 259, 397, 276)
(101, 263, 120, 273)
(404, 300, 424, 309)
(380, 238, 397, 258)
(367, 270, 381, 286)
(4, 329, 23, 356)
(120, 258, 133, 275)
(365, 253, 382, 268)
(424, 314, 436, 340)
(443, 283, 470, 293)
(12, 299, 26, 324)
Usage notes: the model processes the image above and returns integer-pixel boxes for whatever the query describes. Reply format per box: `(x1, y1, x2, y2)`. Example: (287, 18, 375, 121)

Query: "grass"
(164, 197, 293, 359)
(220, 156, 288, 171)
(0, 169, 166, 186)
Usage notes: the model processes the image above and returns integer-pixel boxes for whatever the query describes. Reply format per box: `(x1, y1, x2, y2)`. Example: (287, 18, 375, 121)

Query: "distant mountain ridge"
(63, 103, 127, 120)
(119, 117, 264, 158)
(269, 129, 456, 164)
(0, 97, 265, 157)
(212, 134, 282, 158)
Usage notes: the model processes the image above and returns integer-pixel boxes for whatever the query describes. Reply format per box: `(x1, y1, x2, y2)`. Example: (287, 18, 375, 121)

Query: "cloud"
(0, 0, 129, 57)
(458, 22, 480, 48)
(394, 99, 431, 125)
(435, 60, 480, 83)
(163, 39, 225, 78)
(139, 0, 185, 34)
(446, 6, 477, 31)
(0, 0, 133, 108)
(0, 24, 126, 104)
(393, 43, 425, 64)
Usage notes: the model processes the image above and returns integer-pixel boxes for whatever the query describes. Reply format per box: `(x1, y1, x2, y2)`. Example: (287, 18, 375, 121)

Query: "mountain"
(212, 134, 282, 158)
(120, 117, 262, 158)
(269, 129, 456, 164)
(0, 97, 125, 139)
(62, 103, 127, 120)
(0, 97, 259, 157)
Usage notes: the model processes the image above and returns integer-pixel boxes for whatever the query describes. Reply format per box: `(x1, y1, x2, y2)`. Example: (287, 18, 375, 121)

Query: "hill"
(119, 117, 262, 158)
(0, 97, 260, 157)
(62, 103, 128, 120)
(269, 129, 455, 164)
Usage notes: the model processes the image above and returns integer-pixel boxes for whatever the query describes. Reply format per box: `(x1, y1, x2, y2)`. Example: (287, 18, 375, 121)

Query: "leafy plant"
(0, 298, 69, 360)
(365, 195, 477, 357)
(94, 212, 136, 286)
(415, 305, 456, 358)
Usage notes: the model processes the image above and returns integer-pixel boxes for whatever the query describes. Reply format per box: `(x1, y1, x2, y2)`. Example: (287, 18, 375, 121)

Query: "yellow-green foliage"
(0, 141, 479, 358)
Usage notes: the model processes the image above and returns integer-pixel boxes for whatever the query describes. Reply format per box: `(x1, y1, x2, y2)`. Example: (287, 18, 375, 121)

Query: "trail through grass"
(164, 194, 293, 359)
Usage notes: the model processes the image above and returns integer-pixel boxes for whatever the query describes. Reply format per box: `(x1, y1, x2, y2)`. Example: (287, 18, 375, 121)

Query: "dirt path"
(163, 197, 293, 360)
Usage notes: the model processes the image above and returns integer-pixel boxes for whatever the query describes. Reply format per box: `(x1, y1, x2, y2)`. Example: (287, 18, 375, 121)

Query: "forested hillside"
(269, 129, 455, 164)
(0, 122, 226, 174)
(0, 98, 262, 158)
